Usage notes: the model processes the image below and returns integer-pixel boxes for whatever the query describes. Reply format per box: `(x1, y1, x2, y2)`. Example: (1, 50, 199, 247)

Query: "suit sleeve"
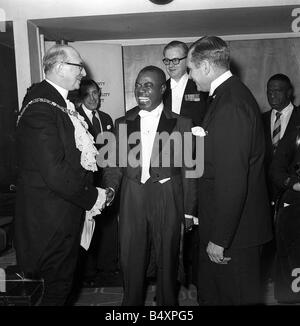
(21, 103, 98, 210)
(210, 101, 252, 248)
(270, 129, 299, 190)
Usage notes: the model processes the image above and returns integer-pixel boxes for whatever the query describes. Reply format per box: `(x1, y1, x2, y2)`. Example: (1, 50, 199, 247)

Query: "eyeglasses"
(162, 56, 187, 66)
(61, 61, 85, 72)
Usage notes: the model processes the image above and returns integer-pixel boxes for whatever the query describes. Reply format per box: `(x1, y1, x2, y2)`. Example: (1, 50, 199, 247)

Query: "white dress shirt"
(170, 73, 189, 114)
(270, 102, 294, 139)
(209, 70, 233, 96)
(139, 103, 163, 184)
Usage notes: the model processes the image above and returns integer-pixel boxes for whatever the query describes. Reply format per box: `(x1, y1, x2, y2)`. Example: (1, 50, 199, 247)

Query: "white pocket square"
(284, 203, 290, 207)
(159, 177, 171, 184)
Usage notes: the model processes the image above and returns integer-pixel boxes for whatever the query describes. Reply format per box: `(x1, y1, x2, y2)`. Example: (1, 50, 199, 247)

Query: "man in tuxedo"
(162, 40, 207, 126)
(261, 74, 300, 293)
(14, 45, 107, 305)
(76, 79, 118, 285)
(162, 40, 207, 285)
(187, 36, 273, 305)
(103, 66, 197, 305)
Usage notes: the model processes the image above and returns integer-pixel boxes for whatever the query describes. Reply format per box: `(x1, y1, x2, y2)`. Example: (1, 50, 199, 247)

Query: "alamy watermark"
(291, 268, 300, 293)
(94, 124, 204, 179)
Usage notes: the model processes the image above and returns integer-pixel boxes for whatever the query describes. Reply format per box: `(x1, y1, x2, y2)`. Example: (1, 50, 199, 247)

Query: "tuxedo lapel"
(126, 113, 140, 151)
(202, 76, 233, 130)
(151, 108, 177, 164)
(202, 94, 217, 130)
(163, 79, 172, 112)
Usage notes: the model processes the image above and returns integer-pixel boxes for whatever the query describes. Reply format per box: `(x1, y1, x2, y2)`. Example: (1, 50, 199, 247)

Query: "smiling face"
(135, 70, 166, 111)
(82, 84, 100, 111)
(164, 46, 187, 81)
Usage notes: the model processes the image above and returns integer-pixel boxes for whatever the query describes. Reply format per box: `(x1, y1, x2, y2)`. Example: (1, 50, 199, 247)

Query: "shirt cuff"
(185, 214, 199, 225)
(87, 187, 106, 219)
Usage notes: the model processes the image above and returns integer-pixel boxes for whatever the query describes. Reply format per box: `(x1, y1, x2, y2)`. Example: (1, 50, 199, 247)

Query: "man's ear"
(161, 83, 167, 95)
(54, 62, 64, 77)
(202, 59, 211, 75)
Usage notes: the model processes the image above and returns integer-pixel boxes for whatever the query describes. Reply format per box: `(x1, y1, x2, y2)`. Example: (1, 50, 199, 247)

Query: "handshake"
(102, 187, 115, 209)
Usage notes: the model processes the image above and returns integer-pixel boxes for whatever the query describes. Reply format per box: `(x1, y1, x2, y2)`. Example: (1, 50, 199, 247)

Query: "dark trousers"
(36, 222, 82, 306)
(274, 204, 300, 303)
(83, 206, 119, 277)
(197, 244, 262, 305)
(183, 227, 199, 285)
(119, 177, 182, 306)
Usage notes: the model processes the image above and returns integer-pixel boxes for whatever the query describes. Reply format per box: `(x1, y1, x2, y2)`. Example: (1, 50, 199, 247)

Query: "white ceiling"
(30, 5, 298, 44)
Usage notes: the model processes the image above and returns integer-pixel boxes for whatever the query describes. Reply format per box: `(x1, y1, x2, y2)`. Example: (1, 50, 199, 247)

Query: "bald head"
(43, 44, 86, 91)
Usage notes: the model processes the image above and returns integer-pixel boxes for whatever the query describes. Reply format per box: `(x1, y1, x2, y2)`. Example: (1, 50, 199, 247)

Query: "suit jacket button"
(84, 186, 88, 190)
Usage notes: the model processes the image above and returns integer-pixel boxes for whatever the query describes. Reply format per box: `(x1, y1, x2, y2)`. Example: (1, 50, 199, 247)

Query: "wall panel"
(123, 37, 300, 112)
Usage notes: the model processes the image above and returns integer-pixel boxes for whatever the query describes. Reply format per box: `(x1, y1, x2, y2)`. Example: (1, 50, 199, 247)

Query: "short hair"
(163, 40, 188, 57)
(138, 65, 166, 85)
(79, 79, 100, 100)
(43, 44, 72, 74)
(267, 74, 292, 89)
(189, 36, 230, 70)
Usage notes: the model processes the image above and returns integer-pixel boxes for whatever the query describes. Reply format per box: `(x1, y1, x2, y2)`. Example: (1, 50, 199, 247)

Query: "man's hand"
(206, 241, 225, 264)
(105, 187, 115, 207)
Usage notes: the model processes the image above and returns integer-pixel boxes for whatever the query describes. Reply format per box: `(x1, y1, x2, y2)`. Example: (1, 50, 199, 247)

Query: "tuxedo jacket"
(163, 78, 208, 126)
(14, 80, 98, 275)
(76, 105, 114, 187)
(102, 106, 197, 219)
(198, 75, 272, 249)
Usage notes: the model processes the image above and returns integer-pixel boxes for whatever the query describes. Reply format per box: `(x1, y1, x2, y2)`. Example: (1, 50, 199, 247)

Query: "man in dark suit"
(270, 124, 300, 303)
(162, 40, 207, 285)
(103, 66, 198, 306)
(261, 74, 299, 293)
(14, 45, 107, 305)
(76, 79, 118, 285)
(187, 36, 273, 305)
(263, 74, 299, 201)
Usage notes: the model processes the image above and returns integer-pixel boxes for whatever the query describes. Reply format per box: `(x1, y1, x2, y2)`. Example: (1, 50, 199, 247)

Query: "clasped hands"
(101, 187, 115, 210)
(206, 241, 231, 264)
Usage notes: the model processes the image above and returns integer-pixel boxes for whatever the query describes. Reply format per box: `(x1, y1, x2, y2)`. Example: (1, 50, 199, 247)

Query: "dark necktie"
(92, 111, 102, 137)
(272, 111, 282, 152)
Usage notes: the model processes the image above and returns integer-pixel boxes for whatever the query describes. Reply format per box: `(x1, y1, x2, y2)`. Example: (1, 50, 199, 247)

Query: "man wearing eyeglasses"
(15, 45, 109, 305)
(162, 40, 208, 287)
(162, 40, 208, 127)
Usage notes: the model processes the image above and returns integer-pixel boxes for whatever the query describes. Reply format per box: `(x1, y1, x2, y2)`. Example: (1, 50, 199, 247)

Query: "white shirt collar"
(82, 104, 96, 119)
(139, 102, 164, 118)
(209, 70, 233, 96)
(170, 73, 189, 90)
(45, 78, 69, 103)
(272, 102, 293, 116)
